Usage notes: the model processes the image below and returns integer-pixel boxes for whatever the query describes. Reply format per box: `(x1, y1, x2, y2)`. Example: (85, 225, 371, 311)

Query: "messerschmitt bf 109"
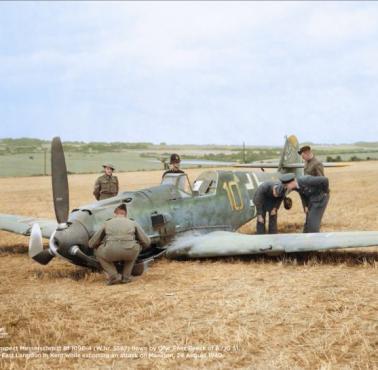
(0, 135, 377, 275)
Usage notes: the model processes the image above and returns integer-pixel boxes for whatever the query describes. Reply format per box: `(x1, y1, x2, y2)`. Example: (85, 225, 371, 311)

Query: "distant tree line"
(62, 142, 152, 153)
(0, 138, 153, 154)
(198, 149, 281, 163)
(326, 155, 375, 162)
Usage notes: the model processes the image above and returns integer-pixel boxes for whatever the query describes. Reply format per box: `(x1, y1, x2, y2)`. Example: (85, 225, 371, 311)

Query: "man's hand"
(270, 208, 277, 216)
(304, 207, 309, 214)
(257, 215, 264, 223)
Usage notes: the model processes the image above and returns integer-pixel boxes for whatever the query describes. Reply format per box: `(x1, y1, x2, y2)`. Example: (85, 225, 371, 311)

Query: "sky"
(0, 1, 378, 145)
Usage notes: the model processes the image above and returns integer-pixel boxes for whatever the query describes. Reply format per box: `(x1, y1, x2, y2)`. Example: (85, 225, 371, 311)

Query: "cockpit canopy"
(161, 173, 193, 196)
(192, 171, 218, 196)
(161, 171, 218, 197)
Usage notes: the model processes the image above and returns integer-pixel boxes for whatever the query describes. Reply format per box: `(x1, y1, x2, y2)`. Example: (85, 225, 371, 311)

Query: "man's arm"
(93, 178, 101, 200)
(253, 184, 268, 216)
(273, 197, 283, 211)
(89, 225, 106, 249)
(314, 161, 325, 176)
(115, 176, 119, 195)
(253, 192, 264, 216)
(296, 189, 309, 211)
(301, 196, 308, 212)
(135, 223, 151, 249)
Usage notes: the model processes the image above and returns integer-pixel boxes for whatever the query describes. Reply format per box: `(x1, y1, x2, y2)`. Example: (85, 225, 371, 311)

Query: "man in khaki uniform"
(89, 204, 151, 285)
(93, 163, 119, 200)
(298, 145, 324, 176)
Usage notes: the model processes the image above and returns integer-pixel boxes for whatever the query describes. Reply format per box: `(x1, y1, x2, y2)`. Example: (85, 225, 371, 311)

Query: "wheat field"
(0, 163, 377, 369)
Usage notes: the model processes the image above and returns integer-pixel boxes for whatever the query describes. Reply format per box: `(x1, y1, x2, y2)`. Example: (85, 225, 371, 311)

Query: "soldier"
(280, 173, 330, 233)
(162, 153, 185, 178)
(298, 145, 324, 176)
(93, 163, 119, 200)
(253, 181, 286, 234)
(89, 204, 151, 285)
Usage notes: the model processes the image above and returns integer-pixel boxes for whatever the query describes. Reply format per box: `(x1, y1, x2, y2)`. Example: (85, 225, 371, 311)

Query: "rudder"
(278, 135, 303, 177)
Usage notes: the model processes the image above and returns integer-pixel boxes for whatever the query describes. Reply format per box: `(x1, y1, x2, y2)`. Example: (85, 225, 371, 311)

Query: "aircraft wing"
(233, 162, 348, 169)
(0, 214, 57, 239)
(166, 231, 378, 259)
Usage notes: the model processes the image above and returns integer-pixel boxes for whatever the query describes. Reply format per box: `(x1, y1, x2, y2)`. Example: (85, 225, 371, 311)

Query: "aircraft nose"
(50, 220, 99, 269)
(53, 221, 90, 251)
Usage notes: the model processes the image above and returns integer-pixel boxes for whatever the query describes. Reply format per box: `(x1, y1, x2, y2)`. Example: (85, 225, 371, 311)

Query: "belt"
(105, 238, 135, 242)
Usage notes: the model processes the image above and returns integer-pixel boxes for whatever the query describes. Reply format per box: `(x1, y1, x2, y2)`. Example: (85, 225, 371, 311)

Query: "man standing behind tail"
(93, 163, 119, 200)
(253, 181, 286, 234)
(298, 145, 324, 176)
(89, 204, 151, 285)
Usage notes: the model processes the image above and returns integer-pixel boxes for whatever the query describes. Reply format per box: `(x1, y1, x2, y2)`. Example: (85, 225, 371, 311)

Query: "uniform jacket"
(295, 176, 329, 208)
(253, 181, 284, 215)
(304, 156, 324, 176)
(89, 217, 151, 251)
(93, 174, 119, 200)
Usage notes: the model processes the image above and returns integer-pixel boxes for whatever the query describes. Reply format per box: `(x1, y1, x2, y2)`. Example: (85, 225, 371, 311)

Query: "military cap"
(103, 163, 115, 170)
(298, 145, 311, 154)
(170, 153, 181, 164)
(280, 173, 296, 184)
(115, 204, 127, 213)
(273, 184, 286, 198)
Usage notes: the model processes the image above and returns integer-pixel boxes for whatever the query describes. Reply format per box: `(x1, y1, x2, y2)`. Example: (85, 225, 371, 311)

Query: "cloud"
(305, 4, 378, 42)
(0, 2, 377, 144)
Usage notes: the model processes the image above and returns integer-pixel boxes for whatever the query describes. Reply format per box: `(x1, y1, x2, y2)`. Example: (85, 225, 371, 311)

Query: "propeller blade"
(29, 223, 54, 265)
(28, 223, 43, 258)
(32, 249, 55, 265)
(51, 137, 69, 223)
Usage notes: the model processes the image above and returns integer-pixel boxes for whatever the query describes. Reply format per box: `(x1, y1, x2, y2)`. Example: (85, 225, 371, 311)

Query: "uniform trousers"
(95, 243, 140, 279)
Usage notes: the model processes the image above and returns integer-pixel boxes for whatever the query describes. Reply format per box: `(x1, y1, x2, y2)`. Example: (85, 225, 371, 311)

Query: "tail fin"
(278, 135, 303, 176)
(233, 135, 347, 172)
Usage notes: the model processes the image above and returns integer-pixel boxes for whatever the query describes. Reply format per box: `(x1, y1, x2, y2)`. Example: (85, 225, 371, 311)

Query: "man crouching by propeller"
(89, 204, 151, 285)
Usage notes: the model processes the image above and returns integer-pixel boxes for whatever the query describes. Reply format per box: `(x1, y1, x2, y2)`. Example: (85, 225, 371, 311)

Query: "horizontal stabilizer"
(166, 231, 378, 259)
(233, 162, 348, 169)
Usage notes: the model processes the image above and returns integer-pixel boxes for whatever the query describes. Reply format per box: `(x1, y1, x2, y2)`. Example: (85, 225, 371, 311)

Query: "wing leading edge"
(166, 231, 378, 259)
(0, 213, 57, 239)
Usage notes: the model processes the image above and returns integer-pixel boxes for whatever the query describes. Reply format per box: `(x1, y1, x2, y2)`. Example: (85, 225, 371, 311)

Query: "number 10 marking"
(223, 181, 244, 211)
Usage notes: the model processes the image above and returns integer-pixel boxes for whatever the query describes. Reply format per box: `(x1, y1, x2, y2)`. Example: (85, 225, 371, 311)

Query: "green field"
(0, 151, 164, 177)
(1, 138, 378, 177)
